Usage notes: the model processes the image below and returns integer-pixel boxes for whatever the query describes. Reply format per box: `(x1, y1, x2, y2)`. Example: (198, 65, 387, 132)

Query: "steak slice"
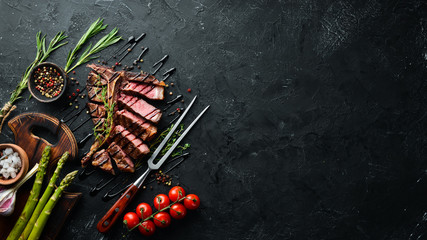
(114, 109, 157, 141)
(91, 149, 115, 175)
(87, 64, 117, 83)
(87, 102, 106, 119)
(122, 70, 165, 86)
(111, 125, 150, 160)
(117, 94, 162, 124)
(121, 81, 164, 100)
(87, 85, 103, 103)
(107, 142, 135, 173)
(87, 64, 165, 86)
(87, 71, 107, 86)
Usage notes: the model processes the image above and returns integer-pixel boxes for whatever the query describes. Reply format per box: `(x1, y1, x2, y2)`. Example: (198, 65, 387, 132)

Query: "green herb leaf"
(64, 18, 107, 72)
(67, 27, 121, 73)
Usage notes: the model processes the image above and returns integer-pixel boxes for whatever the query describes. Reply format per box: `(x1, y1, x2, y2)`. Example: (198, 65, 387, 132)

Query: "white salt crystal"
(10, 171, 16, 179)
(3, 172, 9, 179)
(3, 148, 13, 156)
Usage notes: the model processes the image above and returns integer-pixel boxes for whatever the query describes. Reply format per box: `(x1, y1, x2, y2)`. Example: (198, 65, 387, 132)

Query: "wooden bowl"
(28, 62, 68, 103)
(0, 144, 29, 186)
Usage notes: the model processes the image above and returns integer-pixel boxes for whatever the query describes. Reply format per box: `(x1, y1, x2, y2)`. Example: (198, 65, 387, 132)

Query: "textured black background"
(1, 0, 427, 239)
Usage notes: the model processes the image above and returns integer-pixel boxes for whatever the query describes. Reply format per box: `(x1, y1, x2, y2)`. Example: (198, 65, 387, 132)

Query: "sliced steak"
(122, 70, 165, 86)
(87, 64, 165, 86)
(91, 149, 115, 175)
(114, 109, 157, 141)
(87, 85, 103, 103)
(92, 117, 105, 127)
(81, 140, 103, 166)
(87, 71, 107, 86)
(87, 64, 117, 83)
(107, 142, 135, 173)
(121, 81, 164, 100)
(87, 102, 106, 119)
(111, 125, 150, 160)
(117, 94, 162, 124)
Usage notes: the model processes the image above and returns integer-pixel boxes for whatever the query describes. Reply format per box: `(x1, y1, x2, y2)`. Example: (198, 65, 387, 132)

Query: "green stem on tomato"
(128, 195, 186, 232)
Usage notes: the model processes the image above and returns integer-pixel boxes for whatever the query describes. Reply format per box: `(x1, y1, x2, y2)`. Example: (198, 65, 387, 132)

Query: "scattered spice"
(169, 92, 173, 95)
(33, 66, 64, 98)
(187, 88, 191, 93)
(154, 170, 173, 186)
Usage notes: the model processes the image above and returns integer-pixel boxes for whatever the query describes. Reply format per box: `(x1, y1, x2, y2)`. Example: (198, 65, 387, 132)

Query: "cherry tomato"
(138, 220, 156, 236)
(153, 212, 171, 228)
(136, 202, 152, 220)
(123, 212, 139, 230)
(183, 194, 200, 210)
(153, 194, 170, 211)
(169, 203, 187, 220)
(168, 186, 186, 202)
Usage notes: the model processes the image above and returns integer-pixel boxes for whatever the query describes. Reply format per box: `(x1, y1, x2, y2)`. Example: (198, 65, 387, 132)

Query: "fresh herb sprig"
(134, 124, 190, 167)
(66, 27, 121, 73)
(0, 31, 68, 132)
(64, 18, 107, 72)
(93, 86, 115, 142)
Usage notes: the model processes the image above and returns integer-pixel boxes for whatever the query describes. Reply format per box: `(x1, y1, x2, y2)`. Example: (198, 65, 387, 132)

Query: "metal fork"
(97, 95, 209, 232)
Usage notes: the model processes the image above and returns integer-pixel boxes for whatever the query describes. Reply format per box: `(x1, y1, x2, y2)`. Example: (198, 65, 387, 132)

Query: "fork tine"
(149, 105, 210, 169)
(147, 95, 198, 165)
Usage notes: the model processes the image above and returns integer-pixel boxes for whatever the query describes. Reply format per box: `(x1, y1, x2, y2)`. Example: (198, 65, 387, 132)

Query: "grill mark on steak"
(87, 103, 106, 119)
(121, 82, 164, 100)
(114, 109, 157, 141)
(91, 149, 115, 175)
(111, 125, 150, 160)
(107, 142, 135, 173)
(117, 94, 162, 124)
(87, 64, 165, 86)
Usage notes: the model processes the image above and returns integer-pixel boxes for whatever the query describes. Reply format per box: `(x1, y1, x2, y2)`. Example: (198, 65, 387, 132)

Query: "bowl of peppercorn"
(28, 62, 67, 103)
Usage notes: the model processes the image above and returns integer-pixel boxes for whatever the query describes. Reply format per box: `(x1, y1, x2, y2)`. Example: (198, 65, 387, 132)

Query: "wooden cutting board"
(0, 113, 81, 239)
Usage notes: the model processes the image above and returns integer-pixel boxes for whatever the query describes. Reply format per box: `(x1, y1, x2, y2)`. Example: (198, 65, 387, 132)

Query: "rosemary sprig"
(66, 27, 121, 73)
(11, 31, 68, 104)
(64, 18, 107, 72)
(0, 31, 68, 132)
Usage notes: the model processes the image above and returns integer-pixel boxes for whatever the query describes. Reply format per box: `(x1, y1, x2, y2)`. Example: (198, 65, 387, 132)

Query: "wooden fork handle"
(97, 184, 139, 232)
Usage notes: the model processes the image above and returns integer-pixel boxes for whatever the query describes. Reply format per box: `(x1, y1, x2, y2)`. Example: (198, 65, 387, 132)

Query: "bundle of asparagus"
(6, 146, 78, 240)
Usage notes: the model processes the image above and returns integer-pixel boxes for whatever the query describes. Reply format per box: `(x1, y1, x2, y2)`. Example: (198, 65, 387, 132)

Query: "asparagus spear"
(27, 170, 78, 240)
(6, 146, 51, 240)
(19, 152, 70, 240)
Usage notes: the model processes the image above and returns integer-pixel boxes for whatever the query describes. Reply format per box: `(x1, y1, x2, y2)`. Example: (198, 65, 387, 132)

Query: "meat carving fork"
(97, 95, 209, 232)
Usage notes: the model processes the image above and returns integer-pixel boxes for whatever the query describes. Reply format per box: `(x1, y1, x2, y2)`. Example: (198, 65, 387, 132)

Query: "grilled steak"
(91, 149, 115, 175)
(87, 85, 103, 103)
(87, 102, 106, 119)
(87, 71, 107, 86)
(114, 109, 157, 141)
(121, 81, 164, 100)
(107, 142, 135, 173)
(111, 125, 150, 160)
(83, 64, 164, 175)
(87, 63, 165, 86)
(118, 94, 162, 124)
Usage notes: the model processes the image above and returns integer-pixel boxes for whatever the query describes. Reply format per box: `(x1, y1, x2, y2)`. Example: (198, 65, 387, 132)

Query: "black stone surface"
(0, 0, 427, 239)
